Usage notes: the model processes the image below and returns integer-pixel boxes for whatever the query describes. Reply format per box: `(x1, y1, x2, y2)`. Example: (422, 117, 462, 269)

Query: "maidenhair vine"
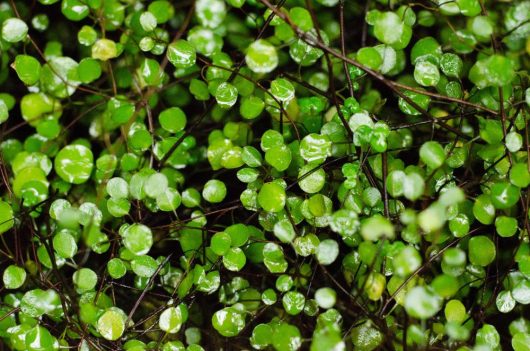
(0, 0, 530, 350)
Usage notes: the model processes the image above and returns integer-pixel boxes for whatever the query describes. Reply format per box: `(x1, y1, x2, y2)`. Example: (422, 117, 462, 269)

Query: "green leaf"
(196, 0, 226, 28)
(456, 0, 482, 17)
(222, 247, 246, 271)
(299, 133, 332, 164)
(271, 323, 302, 351)
(365, 272, 386, 300)
(13, 55, 41, 85)
(21, 289, 61, 318)
(240, 96, 265, 120)
(78, 58, 102, 83)
(73, 268, 98, 292)
(404, 172, 425, 201)
(263, 243, 288, 273)
(282, 291, 305, 315)
(245, 40, 278, 73)
(159, 307, 183, 334)
(314, 287, 336, 309)
(0, 99, 7, 124)
(25, 326, 58, 351)
(78, 25, 97, 46)
(512, 280, 530, 305)
(298, 163, 326, 194)
(225, 223, 250, 247)
(496, 290, 516, 313)
(107, 258, 127, 279)
(265, 144, 292, 171)
(157, 188, 182, 211)
(92, 39, 118, 61)
(478, 117, 503, 144)
(495, 216, 518, 238)
(476, 324, 500, 349)
(273, 219, 296, 243)
(0, 201, 14, 234)
(444, 299, 467, 323)
(510, 163, 530, 188)
(167, 40, 196, 69)
(145, 173, 169, 198)
(419, 141, 445, 169)
(61, 0, 89, 21)
(316, 239, 339, 265)
(468, 235, 496, 266)
(440, 53, 463, 78)
(393, 246, 422, 277)
(258, 182, 286, 212)
(251, 324, 273, 349)
(106, 177, 129, 199)
(2, 18, 28, 43)
(357, 47, 383, 70)
(54, 144, 94, 184)
(404, 286, 442, 319)
(139, 11, 157, 32)
(212, 307, 245, 337)
(513, 333, 530, 351)
(490, 182, 520, 209)
(202, 179, 227, 203)
(398, 90, 431, 115)
(122, 223, 153, 256)
(270, 78, 295, 102)
(40, 56, 80, 98)
(53, 230, 78, 258)
(97, 308, 127, 341)
(131, 255, 158, 277)
(2, 265, 27, 289)
(290, 7, 313, 31)
(372, 11, 412, 49)
(210, 232, 231, 256)
(386, 170, 407, 197)
(473, 194, 495, 224)
(361, 215, 395, 241)
(215, 82, 238, 109)
(148, 1, 175, 23)
(505, 131, 522, 152)
(414, 61, 440, 87)
(351, 320, 384, 351)
(469, 55, 515, 89)
(411, 37, 442, 65)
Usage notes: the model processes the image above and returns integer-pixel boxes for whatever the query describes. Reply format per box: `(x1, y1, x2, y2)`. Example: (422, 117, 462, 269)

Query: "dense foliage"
(0, 0, 530, 350)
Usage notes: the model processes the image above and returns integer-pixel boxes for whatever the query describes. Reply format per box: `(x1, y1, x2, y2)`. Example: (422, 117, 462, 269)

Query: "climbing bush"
(0, 0, 530, 350)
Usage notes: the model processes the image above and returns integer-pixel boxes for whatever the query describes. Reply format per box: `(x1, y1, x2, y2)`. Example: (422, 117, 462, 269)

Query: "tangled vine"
(0, 0, 530, 350)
